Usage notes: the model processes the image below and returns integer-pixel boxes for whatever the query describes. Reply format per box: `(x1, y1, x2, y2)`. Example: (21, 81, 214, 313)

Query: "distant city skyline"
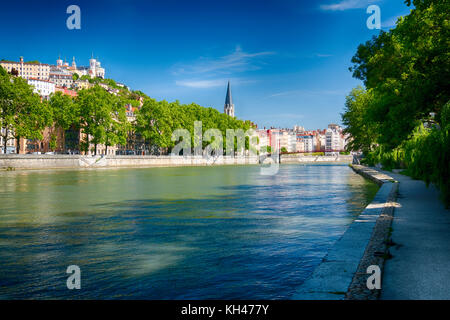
(0, 0, 410, 129)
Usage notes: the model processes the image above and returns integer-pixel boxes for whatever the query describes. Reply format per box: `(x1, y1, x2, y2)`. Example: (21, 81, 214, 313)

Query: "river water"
(0, 164, 378, 299)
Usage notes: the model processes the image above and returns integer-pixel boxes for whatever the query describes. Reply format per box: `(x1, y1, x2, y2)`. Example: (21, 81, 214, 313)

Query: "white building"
(297, 133, 316, 153)
(55, 56, 106, 79)
(49, 66, 74, 88)
(287, 132, 297, 152)
(89, 57, 105, 79)
(293, 125, 305, 133)
(325, 124, 343, 155)
(28, 78, 55, 98)
(0, 128, 16, 154)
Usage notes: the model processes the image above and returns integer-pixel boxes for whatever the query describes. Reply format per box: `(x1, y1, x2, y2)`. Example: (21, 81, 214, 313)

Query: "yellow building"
(0, 56, 50, 80)
(74, 80, 94, 90)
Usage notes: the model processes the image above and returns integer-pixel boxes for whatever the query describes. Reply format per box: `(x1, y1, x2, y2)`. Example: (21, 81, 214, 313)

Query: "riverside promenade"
(380, 171, 450, 300)
(292, 165, 450, 300)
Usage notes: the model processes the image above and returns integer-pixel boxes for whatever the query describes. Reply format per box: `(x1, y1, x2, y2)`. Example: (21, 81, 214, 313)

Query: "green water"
(0, 164, 378, 299)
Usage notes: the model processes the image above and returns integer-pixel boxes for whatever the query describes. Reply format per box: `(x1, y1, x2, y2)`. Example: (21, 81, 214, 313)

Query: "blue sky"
(0, 0, 411, 129)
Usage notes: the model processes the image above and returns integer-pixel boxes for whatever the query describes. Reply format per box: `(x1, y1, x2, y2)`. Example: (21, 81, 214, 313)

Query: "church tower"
(224, 81, 235, 117)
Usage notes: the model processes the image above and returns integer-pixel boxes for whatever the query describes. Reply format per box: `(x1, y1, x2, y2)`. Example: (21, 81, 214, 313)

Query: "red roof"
(55, 86, 77, 97)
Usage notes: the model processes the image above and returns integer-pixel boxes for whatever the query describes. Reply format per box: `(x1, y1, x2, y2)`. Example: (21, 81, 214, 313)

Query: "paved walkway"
(381, 171, 450, 299)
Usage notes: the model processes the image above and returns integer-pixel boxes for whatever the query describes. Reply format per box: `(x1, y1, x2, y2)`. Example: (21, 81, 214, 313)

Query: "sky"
(0, 0, 412, 130)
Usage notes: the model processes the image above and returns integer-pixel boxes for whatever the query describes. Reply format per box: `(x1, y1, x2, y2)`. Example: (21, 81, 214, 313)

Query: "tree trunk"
(105, 145, 108, 155)
(16, 137, 20, 154)
(3, 128, 8, 154)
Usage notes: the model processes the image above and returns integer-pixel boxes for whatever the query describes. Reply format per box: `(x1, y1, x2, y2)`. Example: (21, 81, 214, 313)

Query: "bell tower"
(224, 81, 235, 117)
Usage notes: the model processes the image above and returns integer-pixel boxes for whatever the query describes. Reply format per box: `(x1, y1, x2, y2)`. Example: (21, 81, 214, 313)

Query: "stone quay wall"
(0, 155, 259, 170)
(0, 154, 354, 170)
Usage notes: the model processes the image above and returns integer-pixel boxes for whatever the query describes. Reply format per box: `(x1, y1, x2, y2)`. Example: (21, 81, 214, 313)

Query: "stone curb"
(345, 165, 398, 300)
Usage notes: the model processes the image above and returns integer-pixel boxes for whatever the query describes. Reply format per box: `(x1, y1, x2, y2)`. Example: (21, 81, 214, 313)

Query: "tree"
(341, 86, 379, 154)
(76, 85, 130, 155)
(48, 92, 79, 151)
(136, 98, 174, 153)
(76, 86, 112, 155)
(104, 95, 130, 155)
(349, 0, 450, 149)
(0, 68, 52, 153)
(343, 0, 450, 204)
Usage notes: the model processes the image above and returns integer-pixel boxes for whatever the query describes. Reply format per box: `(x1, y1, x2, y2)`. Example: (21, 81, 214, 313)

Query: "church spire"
(224, 81, 235, 117)
(225, 81, 232, 105)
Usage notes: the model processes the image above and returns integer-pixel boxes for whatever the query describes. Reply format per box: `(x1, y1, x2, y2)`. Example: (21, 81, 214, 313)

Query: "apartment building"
(49, 67, 74, 88)
(0, 57, 50, 80)
(28, 78, 55, 98)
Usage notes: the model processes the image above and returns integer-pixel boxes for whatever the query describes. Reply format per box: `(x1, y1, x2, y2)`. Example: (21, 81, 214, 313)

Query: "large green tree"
(48, 92, 80, 152)
(341, 86, 379, 154)
(0, 67, 52, 153)
(349, 0, 449, 148)
(76, 86, 129, 155)
(104, 95, 130, 155)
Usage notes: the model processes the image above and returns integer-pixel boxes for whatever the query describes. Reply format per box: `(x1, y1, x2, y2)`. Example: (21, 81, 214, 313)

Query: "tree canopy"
(0, 67, 52, 153)
(348, 0, 449, 148)
(343, 0, 450, 205)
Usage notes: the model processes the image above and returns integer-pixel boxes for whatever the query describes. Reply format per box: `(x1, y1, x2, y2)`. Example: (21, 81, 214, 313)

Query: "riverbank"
(0, 154, 353, 170)
(291, 164, 397, 300)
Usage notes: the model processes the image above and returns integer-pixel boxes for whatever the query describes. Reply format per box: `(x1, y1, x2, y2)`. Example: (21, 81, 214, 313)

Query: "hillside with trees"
(0, 66, 254, 156)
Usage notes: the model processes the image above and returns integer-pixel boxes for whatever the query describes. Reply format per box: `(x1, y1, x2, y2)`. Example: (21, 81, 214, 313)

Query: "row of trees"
(136, 98, 253, 154)
(342, 0, 450, 205)
(1, 66, 253, 155)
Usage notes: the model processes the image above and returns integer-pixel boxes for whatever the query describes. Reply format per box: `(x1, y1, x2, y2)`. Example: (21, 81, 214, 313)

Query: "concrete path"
(381, 171, 450, 299)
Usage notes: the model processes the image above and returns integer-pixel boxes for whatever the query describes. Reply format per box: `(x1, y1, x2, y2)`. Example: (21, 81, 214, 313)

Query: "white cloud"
(176, 78, 256, 89)
(172, 46, 275, 76)
(320, 0, 380, 11)
(381, 15, 404, 28)
(175, 79, 225, 89)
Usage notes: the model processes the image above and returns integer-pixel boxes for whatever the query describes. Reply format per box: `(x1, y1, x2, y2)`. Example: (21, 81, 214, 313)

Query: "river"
(0, 164, 378, 299)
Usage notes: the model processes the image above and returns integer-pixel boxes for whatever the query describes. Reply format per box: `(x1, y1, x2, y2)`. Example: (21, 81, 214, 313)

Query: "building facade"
(0, 57, 50, 80)
(325, 124, 344, 154)
(49, 66, 74, 88)
(27, 78, 55, 98)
